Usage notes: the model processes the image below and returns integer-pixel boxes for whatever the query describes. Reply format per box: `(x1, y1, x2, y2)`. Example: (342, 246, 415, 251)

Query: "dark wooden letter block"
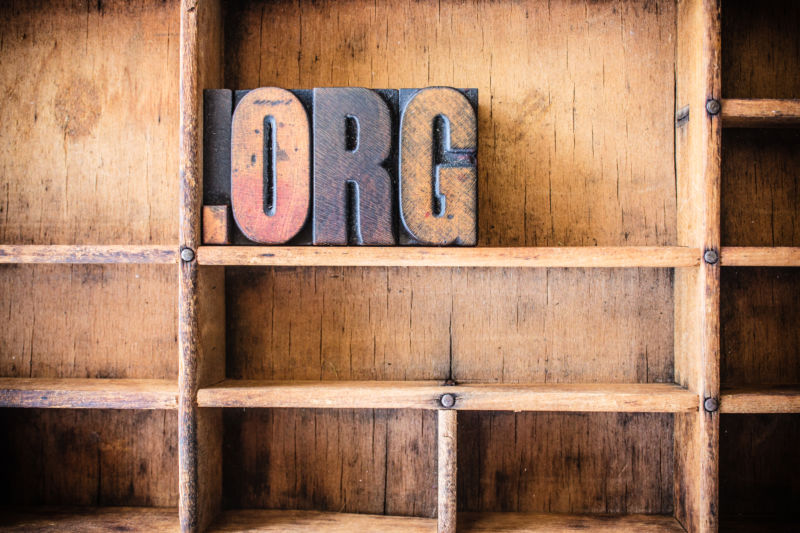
(312, 88, 395, 245)
(231, 87, 311, 244)
(399, 87, 477, 245)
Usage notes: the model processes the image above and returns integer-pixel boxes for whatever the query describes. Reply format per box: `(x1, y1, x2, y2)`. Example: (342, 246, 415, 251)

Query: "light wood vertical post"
(438, 408, 457, 533)
(675, 0, 722, 532)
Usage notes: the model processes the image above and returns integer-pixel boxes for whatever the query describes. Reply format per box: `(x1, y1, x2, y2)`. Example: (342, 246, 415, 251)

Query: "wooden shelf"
(720, 247, 800, 267)
(722, 99, 800, 128)
(207, 510, 686, 532)
(0, 245, 178, 265)
(0, 506, 178, 532)
(197, 380, 697, 413)
(721, 386, 800, 414)
(0, 378, 178, 409)
(196, 246, 700, 268)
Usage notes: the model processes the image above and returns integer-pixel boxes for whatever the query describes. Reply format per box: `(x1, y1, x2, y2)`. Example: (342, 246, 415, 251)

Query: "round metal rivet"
(704, 397, 719, 413)
(706, 98, 721, 116)
(180, 248, 195, 262)
(440, 393, 456, 409)
(704, 249, 718, 265)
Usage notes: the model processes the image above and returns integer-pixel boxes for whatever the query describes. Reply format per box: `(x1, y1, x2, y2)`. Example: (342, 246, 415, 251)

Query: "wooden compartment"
(4, 0, 798, 530)
(0, 0, 179, 247)
(0, 408, 179, 531)
(719, 414, 800, 531)
(458, 412, 678, 522)
(722, 0, 800, 100)
(722, 130, 799, 248)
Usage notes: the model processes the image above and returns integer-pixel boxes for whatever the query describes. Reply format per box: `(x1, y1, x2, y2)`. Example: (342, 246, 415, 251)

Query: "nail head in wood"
(180, 247, 195, 262)
(703, 249, 718, 265)
(440, 393, 456, 408)
(705, 98, 721, 116)
(703, 397, 719, 413)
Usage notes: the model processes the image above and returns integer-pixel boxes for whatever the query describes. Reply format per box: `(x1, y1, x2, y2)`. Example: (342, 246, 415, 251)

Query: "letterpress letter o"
(231, 87, 310, 243)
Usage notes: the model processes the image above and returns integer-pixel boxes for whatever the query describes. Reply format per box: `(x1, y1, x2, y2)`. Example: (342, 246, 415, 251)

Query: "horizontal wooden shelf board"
(0, 506, 178, 532)
(459, 512, 686, 532)
(722, 98, 800, 128)
(208, 510, 685, 532)
(197, 381, 698, 413)
(721, 247, 800, 267)
(721, 386, 800, 413)
(0, 245, 178, 264)
(0, 378, 178, 409)
(197, 246, 700, 268)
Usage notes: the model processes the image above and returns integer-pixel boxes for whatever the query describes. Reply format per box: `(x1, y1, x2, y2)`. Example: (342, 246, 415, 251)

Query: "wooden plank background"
(0, 0, 179, 245)
(221, 0, 678, 516)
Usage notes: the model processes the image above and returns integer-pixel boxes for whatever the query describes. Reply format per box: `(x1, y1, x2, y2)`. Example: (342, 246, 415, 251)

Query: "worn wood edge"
(0, 506, 179, 532)
(0, 378, 178, 409)
(206, 510, 685, 532)
(208, 509, 435, 532)
(720, 387, 800, 414)
(721, 99, 800, 128)
(0, 245, 178, 264)
(720, 247, 800, 266)
(196, 246, 701, 268)
(437, 410, 457, 533)
(179, 0, 201, 530)
(196, 381, 698, 413)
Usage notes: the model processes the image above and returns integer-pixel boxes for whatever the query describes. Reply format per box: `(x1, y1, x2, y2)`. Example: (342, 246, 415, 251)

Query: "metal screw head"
(706, 98, 721, 116)
(704, 249, 719, 265)
(704, 397, 719, 413)
(180, 247, 195, 262)
(440, 393, 456, 409)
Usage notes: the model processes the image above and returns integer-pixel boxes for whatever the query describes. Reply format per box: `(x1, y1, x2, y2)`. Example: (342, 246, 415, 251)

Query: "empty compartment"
(721, 268, 800, 387)
(0, 264, 177, 380)
(225, 267, 675, 385)
(0, 408, 178, 525)
(0, 0, 179, 245)
(720, 414, 800, 531)
(722, 129, 800, 248)
(457, 411, 680, 528)
(220, 408, 436, 517)
(722, 0, 800, 99)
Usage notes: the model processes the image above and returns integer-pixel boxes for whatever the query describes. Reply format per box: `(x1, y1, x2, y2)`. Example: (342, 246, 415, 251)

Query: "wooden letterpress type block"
(202, 205, 231, 245)
(312, 87, 395, 245)
(231, 87, 311, 244)
(399, 87, 478, 245)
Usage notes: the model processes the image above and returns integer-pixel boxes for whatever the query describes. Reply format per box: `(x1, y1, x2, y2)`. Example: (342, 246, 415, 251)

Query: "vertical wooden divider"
(437, 409, 457, 533)
(675, 0, 721, 532)
(180, 1, 225, 532)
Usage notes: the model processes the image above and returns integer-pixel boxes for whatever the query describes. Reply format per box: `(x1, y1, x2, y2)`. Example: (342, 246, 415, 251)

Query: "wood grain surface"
(722, 99, 800, 128)
(222, 408, 437, 517)
(399, 87, 477, 245)
(0, 264, 177, 379)
(721, 268, 800, 387)
(312, 88, 395, 245)
(0, 507, 179, 533)
(0, 378, 178, 409)
(198, 246, 700, 267)
(0, 409, 178, 507)
(721, 129, 800, 247)
(458, 412, 674, 514)
(0, 0, 179, 245)
(198, 381, 697, 413)
(226, 266, 674, 384)
(722, 0, 800, 99)
(231, 87, 310, 244)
